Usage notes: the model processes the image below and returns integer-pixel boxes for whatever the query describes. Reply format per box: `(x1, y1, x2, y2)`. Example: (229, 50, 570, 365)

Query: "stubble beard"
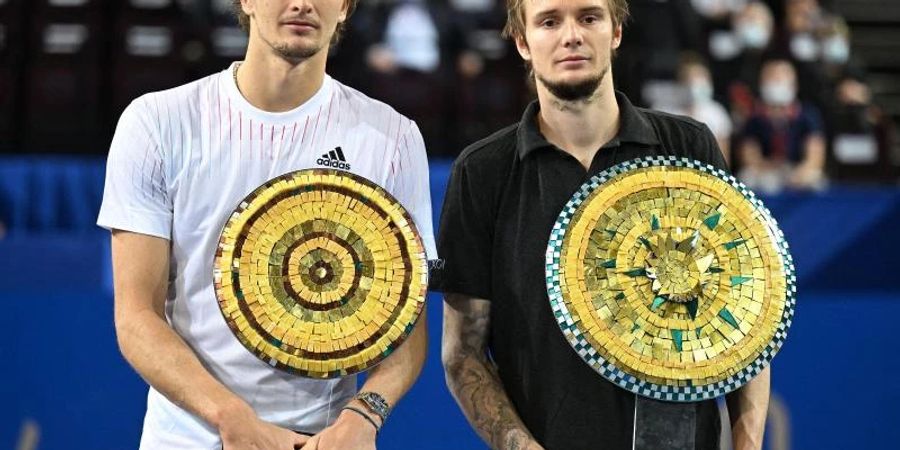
(272, 41, 324, 61)
(536, 63, 609, 103)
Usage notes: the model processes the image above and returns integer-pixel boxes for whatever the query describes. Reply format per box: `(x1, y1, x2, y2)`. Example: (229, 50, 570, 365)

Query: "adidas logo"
(316, 147, 351, 170)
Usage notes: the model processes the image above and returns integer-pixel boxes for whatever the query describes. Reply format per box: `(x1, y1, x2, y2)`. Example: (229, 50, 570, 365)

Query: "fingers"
(293, 433, 310, 449)
(301, 435, 320, 450)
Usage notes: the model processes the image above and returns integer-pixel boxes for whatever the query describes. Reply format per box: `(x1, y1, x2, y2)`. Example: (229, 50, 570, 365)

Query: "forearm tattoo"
(444, 298, 535, 450)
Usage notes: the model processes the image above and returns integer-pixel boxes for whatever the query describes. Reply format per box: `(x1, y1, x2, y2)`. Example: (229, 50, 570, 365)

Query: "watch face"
(214, 169, 428, 379)
(360, 392, 389, 411)
(546, 156, 795, 402)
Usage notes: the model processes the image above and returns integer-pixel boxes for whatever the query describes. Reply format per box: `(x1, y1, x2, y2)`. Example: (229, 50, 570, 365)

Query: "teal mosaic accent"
(719, 308, 740, 329)
(671, 329, 684, 352)
(724, 239, 748, 250)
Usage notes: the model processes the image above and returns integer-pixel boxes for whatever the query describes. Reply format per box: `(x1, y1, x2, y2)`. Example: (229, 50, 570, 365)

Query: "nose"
(561, 19, 583, 48)
(290, 0, 314, 14)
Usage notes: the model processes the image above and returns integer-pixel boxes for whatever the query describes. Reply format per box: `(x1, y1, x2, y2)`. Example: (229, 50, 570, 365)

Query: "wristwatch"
(355, 391, 391, 423)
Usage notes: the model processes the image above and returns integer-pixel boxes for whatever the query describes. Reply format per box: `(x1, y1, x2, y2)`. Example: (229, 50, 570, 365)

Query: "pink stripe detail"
(310, 105, 323, 148)
(300, 116, 311, 148)
(386, 115, 396, 174)
(322, 92, 335, 138)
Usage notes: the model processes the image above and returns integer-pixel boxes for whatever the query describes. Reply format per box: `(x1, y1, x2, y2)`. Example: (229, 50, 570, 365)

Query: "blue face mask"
(790, 33, 820, 62)
(737, 23, 770, 49)
(761, 82, 796, 107)
(688, 81, 714, 104)
(823, 36, 850, 64)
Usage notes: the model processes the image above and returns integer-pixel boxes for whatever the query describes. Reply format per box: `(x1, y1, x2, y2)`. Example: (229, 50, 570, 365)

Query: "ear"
(514, 34, 532, 63)
(611, 24, 623, 50)
(338, 0, 350, 23)
(241, 0, 254, 17)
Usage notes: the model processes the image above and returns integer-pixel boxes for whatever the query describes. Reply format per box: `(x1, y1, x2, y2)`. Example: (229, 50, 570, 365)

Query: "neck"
(535, 76, 620, 169)
(235, 37, 329, 112)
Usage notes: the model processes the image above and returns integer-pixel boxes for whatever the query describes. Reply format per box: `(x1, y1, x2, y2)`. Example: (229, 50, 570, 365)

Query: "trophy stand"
(633, 396, 696, 450)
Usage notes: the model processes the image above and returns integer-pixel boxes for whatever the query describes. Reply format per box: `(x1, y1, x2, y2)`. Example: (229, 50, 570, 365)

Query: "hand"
(218, 402, 309, 450)
(302, 409, 377, 450)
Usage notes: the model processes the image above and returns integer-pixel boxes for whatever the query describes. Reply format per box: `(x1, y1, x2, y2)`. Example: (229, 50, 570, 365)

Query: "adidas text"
(317, 147, 351, 170)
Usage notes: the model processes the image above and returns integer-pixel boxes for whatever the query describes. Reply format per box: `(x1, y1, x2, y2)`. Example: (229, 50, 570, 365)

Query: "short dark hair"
(231, 0, 359, 46)
(501, 0, 630, 82)
(502, 0, 630, 42)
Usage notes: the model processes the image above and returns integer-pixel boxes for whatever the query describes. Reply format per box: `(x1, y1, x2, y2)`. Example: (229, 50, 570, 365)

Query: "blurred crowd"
(0, 0, 898, 193)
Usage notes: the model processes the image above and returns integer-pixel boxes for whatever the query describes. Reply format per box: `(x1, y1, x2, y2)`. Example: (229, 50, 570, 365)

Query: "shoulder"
(453, 123, 518, 173)
(635, 106, 729, 170)
(331, 79, 416, 136)
(138, 72, 219, 115)
(637, 107, 713, 141)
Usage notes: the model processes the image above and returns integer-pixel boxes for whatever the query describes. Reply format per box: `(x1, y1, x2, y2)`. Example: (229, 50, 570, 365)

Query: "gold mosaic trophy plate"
(546, 157, 795, 401)
(214, 169, 428, 379)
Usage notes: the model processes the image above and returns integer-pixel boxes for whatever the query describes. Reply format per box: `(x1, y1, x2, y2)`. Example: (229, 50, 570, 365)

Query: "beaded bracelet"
(342, 405, 381, 434)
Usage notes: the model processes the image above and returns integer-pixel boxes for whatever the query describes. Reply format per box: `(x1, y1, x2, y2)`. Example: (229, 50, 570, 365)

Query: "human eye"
(582, 14, 600, 24)
(540, 17, 558, 28)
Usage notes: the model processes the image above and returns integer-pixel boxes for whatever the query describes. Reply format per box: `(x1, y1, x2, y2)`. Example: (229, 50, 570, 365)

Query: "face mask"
(823, 36, 850, 64)
(688, 81, 714, 103)
(790, 33, 819, 62)
(709, 31, 742, 60)
(737, 23, 770, 49)
(761, 82, 796, 106)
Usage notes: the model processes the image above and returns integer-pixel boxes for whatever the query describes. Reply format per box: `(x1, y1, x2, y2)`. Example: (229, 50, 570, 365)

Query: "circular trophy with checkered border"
(546, 156, 795, 402)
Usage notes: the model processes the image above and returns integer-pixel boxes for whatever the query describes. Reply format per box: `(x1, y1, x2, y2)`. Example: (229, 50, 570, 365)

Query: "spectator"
(775, 0, 833, 108)
(738, 59, 826, 193)
(449, 0, 528, 150)
(828, 76, 898, 182)
(615, 0, 705, 106)
(655, 55, 734, 163)
(708, 1, 775, 127)
(360, 0, 468, 156)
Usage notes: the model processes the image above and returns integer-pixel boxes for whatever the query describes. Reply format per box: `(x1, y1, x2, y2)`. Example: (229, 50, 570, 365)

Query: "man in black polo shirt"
(434, 0, 771, 449)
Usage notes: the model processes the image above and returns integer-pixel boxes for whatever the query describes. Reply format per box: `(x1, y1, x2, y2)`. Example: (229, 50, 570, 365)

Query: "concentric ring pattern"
(546, 157, 795, 401)
(214, 169, 428, 379)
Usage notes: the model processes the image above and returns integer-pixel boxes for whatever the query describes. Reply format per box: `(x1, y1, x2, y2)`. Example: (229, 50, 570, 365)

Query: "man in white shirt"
(97, 1, 436, 448)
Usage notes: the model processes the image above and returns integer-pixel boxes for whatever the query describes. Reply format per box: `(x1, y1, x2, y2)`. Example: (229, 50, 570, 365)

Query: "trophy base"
(634, 396, 697, 450)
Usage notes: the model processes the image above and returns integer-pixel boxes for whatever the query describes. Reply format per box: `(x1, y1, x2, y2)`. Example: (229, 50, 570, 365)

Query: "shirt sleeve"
(698, 122, 730, 172)
(387, 120, 437, 262)
(429, 156, 493, 300)
(96, 96, 173, 239)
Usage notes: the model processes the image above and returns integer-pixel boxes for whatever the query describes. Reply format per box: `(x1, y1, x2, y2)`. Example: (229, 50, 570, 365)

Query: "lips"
(558, 56, 589, 63)
(282, 19, 319, 30)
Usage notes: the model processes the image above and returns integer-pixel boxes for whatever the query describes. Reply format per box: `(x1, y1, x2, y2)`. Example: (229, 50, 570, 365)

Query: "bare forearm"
(357, 309, 428, 407)
(116, 309, 247, 428)
(727, 366, 771, 450)
(445, 353, 535, 450)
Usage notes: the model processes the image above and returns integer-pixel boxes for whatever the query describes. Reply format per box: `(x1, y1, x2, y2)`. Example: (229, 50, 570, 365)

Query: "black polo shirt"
(433, 92, 729, 450)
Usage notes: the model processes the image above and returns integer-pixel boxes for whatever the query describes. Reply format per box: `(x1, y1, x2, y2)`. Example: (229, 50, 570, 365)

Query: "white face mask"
(688, 80, 714, 104)
(761, 82, 796, 106)
(822, 36, 850, 64)
(790, 33, 820, 62)
(737, 23, 770, 49)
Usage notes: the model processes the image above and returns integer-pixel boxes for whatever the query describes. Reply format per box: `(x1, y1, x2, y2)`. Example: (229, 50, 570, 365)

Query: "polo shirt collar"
(516, 90, 661, 160)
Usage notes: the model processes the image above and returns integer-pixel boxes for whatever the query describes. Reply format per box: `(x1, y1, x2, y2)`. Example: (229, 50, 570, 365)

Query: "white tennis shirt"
(98, 63, 436, 449)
